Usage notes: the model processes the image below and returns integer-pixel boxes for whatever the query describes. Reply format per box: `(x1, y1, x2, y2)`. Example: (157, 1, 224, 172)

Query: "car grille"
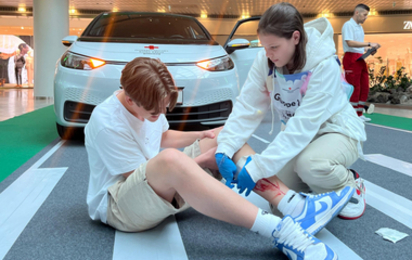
(63, 100, 232, 125)
(64, 101, 95, 123)
(166, 100, 232, 124)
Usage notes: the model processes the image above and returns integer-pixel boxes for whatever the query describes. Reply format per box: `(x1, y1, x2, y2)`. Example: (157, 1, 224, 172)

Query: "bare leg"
(15, 68, 19, 86)
(193, 126, 222, 169)
(231, 144, 289, 207)
(193, 129, 290, 209)
(145, 148, 258, 229)
(254, 177, 289, 207)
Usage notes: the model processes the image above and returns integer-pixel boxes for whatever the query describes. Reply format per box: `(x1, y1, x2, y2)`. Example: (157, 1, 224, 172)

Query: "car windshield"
(83, 13, 209, 41)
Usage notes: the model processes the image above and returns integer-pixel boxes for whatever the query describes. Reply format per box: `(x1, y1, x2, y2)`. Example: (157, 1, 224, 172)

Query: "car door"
(224, 17, 263, 90)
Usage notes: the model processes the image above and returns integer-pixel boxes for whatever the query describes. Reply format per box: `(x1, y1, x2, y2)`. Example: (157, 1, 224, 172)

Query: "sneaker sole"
(339, 180, 366, 220)
(307, 188, 355, 235)
(338, 199, 366, 220)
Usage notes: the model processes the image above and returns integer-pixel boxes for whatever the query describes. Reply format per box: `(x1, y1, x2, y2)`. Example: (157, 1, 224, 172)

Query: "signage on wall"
(403, 21, 412, 29)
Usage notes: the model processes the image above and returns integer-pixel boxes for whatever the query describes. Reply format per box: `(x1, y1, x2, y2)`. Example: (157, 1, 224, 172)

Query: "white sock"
(277, 190, 306, 218)
(250, 208, 281, 238)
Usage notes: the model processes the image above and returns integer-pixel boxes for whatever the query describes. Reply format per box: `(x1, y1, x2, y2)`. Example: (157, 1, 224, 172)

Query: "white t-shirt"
(84, 90, 169, 223)
(342, 18, 365, 54)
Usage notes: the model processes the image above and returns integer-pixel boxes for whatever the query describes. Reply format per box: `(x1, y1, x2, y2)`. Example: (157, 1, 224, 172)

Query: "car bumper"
(54, 63, 239, 127)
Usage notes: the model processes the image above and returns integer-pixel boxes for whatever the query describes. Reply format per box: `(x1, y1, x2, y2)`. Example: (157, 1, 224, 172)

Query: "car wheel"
(56, 123, 84, 141)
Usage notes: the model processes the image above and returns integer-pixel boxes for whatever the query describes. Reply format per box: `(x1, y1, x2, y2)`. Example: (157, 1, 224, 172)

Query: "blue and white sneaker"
(273, 216, 337, 260)
(294, 186, 355, 235)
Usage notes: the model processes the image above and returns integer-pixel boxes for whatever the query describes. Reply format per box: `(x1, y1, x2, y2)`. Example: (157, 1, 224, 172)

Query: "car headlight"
(196, 56, 234, 71)
(60, 51, 105, 70)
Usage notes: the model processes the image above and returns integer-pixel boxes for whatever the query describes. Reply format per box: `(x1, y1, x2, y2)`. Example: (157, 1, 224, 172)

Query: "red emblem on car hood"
(144, 45, 159, 50)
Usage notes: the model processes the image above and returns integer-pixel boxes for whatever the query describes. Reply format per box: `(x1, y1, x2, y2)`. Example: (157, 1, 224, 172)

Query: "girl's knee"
(295, 156, 352, 192)
(295, 155, 333, 183)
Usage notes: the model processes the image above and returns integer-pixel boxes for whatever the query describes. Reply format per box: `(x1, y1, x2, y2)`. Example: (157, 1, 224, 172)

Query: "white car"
(54, 12, 262, 139)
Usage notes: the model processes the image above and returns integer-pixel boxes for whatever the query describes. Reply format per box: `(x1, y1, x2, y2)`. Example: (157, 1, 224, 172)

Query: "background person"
(14, 43, 29, 87)
(342, 4, 381, 122)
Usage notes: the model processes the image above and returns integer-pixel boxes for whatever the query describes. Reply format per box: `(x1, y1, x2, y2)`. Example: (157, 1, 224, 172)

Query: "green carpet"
(0, 105, 58, 183)
(0, 106, 410, 184)
(363, 113, 412, 131)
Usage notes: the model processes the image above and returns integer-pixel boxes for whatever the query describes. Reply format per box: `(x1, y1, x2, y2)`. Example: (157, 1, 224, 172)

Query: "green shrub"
(369, 66, 412, 93)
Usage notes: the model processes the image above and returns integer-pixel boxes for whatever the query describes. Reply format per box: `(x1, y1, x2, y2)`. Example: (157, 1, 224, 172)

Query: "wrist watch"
(368, 42, 371, 47)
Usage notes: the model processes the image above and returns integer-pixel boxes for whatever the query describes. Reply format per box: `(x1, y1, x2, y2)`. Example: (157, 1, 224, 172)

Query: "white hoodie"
(216, 17, 367, 183)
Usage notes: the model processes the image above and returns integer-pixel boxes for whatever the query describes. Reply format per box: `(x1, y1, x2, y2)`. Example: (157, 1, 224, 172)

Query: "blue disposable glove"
(234, 156, 256, 197)
(215, 153, 237, 188)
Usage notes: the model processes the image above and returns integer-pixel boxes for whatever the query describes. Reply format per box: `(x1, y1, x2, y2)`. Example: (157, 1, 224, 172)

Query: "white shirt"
(84, 90, 169, 223)
(342, 18, 365, 54)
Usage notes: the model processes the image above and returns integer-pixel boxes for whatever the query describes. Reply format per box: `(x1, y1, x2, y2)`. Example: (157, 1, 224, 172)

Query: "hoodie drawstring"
(268, 68, 275, 135)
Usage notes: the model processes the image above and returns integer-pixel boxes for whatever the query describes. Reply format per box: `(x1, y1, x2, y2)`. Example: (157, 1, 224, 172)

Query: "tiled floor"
(0, 89, 411, 122)
(0, 89, 54, 121)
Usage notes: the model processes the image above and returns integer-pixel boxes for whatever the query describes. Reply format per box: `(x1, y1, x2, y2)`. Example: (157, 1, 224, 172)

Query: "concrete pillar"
(33, 0, 69, 98)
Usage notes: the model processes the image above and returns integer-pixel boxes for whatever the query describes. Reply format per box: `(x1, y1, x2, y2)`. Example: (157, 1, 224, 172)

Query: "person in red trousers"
(342, 3, 380, 122)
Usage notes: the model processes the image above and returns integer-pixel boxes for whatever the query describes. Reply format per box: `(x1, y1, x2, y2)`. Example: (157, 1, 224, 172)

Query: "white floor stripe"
(317, 229, 363, 260)
(112, 183, 362, 260)
(113, 215, 188, 260)
(365, 154, 412, 177)
(367, 123, 412, 134)
(0, 167, 67, 259)
(364, 180, 412, 229)
(27, 140, 65, 171)
(238, 188, 363, 259)
(252, 134, 271, 144)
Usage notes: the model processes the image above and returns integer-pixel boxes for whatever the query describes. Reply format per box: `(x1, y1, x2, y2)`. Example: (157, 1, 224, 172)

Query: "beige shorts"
(106, 140, 220, 232)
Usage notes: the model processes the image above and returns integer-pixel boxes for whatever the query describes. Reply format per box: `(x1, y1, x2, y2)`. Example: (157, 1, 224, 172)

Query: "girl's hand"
(215, 153, 237, 188)
(234, 156, 256, 196)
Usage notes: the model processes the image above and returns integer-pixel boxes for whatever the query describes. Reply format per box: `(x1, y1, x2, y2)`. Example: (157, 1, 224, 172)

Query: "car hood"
(68, 41, 226, 63)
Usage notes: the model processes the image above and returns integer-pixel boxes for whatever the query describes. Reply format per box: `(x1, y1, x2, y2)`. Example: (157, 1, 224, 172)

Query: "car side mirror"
(62, 36, 79, 47)
(225, 39, 250, 54)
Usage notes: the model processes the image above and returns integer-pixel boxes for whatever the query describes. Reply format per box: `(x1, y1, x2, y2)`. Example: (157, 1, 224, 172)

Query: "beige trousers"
(270, 133, 359, 216)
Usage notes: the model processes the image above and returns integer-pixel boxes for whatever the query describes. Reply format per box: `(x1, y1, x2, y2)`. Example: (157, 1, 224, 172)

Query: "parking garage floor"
(1, 88, 412, 259)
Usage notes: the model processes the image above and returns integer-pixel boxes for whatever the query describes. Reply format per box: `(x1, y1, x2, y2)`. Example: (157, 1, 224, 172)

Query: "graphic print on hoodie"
(268, 68, 312, 125)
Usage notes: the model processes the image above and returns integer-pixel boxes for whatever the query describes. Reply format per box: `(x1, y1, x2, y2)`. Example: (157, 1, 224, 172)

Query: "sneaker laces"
(350, 169, 365, 195)
(355, 178, 365, 195)
(273, 218, 314, 253)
